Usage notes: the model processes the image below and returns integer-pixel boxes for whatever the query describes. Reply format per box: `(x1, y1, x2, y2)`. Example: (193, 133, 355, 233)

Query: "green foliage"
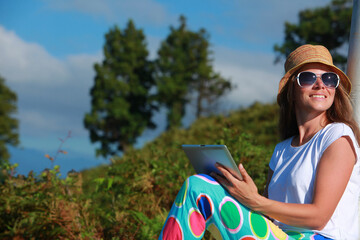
(190, 29, 233, 118)
(0, 164, 100, 239)
(156, 15, 232, 129)
(274, 0, 352, 69)
(82, 102, 279, 239)
(0, 76, 19, 163)
(156, 15, 195, 129)
(1, 102, 279, 239)
(85, 16, 233, 156)
(84, 20, 157, 157)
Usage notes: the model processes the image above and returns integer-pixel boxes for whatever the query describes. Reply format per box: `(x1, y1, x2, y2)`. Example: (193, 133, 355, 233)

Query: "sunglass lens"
(322, 72, 339, 88)
(298, 72, 316, 87)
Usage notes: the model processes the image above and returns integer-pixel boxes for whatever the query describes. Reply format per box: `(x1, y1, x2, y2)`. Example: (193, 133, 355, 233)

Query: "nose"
(313, 76, 325, 89)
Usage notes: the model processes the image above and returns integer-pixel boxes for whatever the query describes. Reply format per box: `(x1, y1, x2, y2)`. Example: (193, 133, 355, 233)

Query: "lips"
(310, 94, 326, 98)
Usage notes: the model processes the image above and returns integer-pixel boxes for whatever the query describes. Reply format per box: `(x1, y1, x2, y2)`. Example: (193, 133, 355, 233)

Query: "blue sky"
(0, 0, 331, 176)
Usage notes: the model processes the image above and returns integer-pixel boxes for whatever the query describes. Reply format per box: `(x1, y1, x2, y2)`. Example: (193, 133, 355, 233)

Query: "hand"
(211, 163, 263, 209)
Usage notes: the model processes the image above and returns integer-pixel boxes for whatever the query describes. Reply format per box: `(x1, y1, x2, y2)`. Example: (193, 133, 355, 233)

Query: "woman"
(159, 44, 360, 240)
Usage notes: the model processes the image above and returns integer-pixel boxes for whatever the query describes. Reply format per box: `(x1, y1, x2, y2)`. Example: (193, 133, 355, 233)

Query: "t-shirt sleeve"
(320, 123, 360, 161)
(269, 144, 279, 171)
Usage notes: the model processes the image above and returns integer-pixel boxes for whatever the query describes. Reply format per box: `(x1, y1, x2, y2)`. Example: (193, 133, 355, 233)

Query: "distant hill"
(9, 146, 108, 177)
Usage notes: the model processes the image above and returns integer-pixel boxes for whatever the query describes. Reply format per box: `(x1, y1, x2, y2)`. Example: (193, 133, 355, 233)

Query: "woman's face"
(293, 63, 336, 117)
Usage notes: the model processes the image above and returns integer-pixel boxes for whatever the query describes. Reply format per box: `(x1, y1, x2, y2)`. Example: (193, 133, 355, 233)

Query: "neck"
(294, 111, 328, 146)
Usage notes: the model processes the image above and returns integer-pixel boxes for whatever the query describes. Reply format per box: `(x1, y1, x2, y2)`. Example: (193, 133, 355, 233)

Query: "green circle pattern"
(286, 231, 304, 240)
(249, 211, 269, 239)
(220, 201, 241, 230)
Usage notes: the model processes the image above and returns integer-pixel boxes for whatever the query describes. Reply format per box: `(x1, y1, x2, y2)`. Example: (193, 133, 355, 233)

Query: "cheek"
(329, 90, 336, 103)
(329, 94, 336, 107)
(293, 88, 306, 105)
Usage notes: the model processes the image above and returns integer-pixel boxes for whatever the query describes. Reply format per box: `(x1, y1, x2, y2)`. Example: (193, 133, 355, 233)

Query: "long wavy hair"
(277, 73, 360, 143)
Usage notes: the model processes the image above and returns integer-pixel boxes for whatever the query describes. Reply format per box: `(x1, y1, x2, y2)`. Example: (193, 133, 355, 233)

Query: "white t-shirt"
(268, 123, 360, 239)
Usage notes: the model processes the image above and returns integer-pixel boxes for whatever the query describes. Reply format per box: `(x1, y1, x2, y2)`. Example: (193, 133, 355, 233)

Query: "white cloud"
(146, 35, 162, 60)
(0, 25, 100, 141)
(19, 110, 66, 134)
(219, 64, 279, 107)
(0, 26, 70, 85)
(212, 45, 283, 108)
(65, 53, 101, 84)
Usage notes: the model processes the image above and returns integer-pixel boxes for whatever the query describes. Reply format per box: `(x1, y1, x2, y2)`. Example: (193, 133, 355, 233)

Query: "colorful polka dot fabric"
(159, 174, 333, 240)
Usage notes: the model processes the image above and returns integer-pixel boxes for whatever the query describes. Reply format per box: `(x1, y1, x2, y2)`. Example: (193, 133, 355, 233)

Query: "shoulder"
(324, 122, 351, 132)
(320, 123, 356, 142)
(319, 122, 360, 157)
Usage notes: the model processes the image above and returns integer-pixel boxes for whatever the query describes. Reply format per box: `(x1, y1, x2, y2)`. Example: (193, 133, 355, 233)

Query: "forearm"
(215, 144, 353, 231)
(253, 195, 329, 230)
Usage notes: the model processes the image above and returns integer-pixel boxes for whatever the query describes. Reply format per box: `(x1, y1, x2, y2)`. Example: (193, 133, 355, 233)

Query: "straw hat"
(278, 44, 351, 96)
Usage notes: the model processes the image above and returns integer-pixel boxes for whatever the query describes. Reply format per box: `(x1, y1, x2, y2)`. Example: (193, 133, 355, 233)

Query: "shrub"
(1, 102, 279, 239)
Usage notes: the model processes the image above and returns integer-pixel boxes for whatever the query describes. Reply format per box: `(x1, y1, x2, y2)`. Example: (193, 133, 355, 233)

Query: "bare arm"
(213, 136, 356, 230)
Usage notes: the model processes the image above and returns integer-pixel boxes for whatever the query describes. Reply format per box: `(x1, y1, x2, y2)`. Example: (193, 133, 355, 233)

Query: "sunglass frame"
(296, 71, 340, 89)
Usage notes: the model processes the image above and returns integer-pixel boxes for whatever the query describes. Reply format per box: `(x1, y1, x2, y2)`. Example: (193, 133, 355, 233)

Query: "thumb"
(238, 163, 250, 181)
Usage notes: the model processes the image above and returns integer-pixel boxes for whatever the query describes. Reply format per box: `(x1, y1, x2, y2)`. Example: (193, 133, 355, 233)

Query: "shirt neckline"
(290, 123, 332, 149)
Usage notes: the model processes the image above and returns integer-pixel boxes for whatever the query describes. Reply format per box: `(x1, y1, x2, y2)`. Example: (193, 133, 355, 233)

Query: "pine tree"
(274, 0, 352, 68)
(0, 76, 19, 163)
(189, 29, 232, 118)
(156, 16, 232, 129)
(84, 20, 156, 157)
(156, 16, 191, 129)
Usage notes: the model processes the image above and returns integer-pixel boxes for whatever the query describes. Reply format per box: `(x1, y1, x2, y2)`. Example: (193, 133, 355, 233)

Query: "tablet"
(181, 144, 243, 180)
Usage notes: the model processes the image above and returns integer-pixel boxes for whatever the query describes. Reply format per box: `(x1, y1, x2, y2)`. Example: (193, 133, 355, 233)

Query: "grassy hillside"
(0, 102, 279, 239)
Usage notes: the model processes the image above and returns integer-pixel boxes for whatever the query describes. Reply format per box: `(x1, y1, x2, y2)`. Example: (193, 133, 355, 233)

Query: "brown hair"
(278, 74, 360, 143)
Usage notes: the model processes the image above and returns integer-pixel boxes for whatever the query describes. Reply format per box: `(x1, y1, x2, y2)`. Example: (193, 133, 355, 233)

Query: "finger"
(215, 163, 238, 183)
(214, 162, 227, 177)
(211, 172, 231, 189)
(238, 163, 250, 181)
(215, 164, 243, 191)
(215, 162, 242, 181)
(211, 171, 228, 183)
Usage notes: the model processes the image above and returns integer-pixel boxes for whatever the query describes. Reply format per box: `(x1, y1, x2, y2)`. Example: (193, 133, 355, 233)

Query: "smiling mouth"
(311, 94, 326, 98)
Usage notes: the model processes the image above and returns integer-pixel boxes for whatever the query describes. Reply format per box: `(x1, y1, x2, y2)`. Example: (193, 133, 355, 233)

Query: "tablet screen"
(181, 144, 242, 180)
